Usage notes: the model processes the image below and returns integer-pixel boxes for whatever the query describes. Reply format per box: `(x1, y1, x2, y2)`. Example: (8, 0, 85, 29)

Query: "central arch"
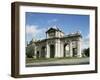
(64, 43, 70, 57)
(50, 45, 55, 58)
(73, 48, 77, 57)
(41, 46, 46, 58)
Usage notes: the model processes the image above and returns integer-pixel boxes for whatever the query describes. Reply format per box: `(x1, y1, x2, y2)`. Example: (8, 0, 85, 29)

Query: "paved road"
(26, 57, 89, 67)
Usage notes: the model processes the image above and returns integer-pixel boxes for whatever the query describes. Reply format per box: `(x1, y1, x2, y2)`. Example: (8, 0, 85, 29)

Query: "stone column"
(55, 40, 61, 57)
(77, 38, 82, 57)
(39, 47, 41, 58)
(46, 42, 50, 58)
(60, 42, 64, 57)
(57, 40, 61, 57)
(69, 41, 73, 57)
(34, 46, 37, 59)
(55, 41, 58, 58)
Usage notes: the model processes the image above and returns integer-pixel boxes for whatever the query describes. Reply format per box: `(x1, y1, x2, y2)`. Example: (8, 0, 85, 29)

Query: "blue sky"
(25, 12, 89, 49)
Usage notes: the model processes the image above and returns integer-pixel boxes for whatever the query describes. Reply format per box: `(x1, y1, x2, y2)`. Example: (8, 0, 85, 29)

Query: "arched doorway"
(64, 43, 70, 57)
(41, 46, 46, 58)
(73, 48, 77, 57)
(36, 51, 39, 59)
(50, 45, 55, 58)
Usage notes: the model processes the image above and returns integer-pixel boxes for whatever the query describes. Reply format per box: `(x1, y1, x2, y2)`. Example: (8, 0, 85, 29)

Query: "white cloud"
(47, 19, 58, 24)
(26, 25, 46, 40)
(26, 25, 38, 34)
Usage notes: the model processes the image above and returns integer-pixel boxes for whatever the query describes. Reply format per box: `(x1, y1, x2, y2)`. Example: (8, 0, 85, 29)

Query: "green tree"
(83, 48, 89, 57)
(26, 44, 35, 58)
(26, 40, 34, 58)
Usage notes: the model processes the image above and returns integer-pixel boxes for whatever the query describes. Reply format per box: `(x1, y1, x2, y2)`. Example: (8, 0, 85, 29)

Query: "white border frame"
(19, 5, 95, 75)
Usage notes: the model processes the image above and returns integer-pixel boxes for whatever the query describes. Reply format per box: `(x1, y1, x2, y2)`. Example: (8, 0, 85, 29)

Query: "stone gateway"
(27, 27, 82, 59)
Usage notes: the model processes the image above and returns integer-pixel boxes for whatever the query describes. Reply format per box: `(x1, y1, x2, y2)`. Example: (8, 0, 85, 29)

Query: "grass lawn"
(26, 57, 86, 64)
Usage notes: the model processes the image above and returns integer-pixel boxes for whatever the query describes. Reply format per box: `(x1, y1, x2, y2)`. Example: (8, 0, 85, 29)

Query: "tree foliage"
(83, 48, 89, 57)
(26, 44, 35, 58)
